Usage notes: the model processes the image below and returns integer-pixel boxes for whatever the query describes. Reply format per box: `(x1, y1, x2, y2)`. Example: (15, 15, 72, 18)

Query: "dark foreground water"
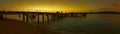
(46, 14, 120, 34)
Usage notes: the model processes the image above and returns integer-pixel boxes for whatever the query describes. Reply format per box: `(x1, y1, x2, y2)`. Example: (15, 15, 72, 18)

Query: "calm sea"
(3, 14, 120, 34)
(46, 14, 120, 34)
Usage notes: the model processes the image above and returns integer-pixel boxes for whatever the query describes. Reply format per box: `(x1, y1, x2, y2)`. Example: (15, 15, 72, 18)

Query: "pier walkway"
(0, 11, 87, 25)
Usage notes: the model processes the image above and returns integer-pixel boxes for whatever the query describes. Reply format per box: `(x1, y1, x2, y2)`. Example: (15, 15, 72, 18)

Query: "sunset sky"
(0, 0, 120, 12)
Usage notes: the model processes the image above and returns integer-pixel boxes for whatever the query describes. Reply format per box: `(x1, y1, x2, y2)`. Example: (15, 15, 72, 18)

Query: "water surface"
(46, 14, 120, 34)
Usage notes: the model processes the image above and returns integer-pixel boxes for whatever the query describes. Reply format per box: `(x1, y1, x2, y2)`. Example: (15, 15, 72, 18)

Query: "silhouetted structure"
(0, 11, 97, 25)
(1, 11, 120, 25)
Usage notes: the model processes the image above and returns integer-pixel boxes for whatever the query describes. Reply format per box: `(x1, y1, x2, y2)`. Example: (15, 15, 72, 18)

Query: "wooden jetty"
(1, 11, 120, 25)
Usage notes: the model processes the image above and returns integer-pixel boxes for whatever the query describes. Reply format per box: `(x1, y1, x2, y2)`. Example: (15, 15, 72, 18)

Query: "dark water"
(46, 14, 120, 34)
(3, 14, 120, 34)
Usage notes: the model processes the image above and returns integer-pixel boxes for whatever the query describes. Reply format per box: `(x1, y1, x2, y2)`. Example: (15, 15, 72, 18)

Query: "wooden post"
(22, 14, 25, 22)
(26, 14, 28, 23)
(52, 14, 55, 20)
(46, 14, 49, 23)
(42, 14, 44, 24)
(37, 14, 39, 25)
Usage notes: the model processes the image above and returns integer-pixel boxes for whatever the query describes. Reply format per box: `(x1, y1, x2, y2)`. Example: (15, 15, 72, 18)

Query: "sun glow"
(21, 6, 90, 12)
(25, 6, 66, 12)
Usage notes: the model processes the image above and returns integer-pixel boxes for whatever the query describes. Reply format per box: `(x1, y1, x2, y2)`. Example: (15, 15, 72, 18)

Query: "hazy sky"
(0, 0, 120, 12)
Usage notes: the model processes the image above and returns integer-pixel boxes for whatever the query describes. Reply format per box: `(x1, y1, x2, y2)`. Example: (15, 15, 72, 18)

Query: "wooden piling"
(46, 14, 49, 23)
(42, 14, 44, 24)
(22, 14, 25, 22)
(37, 14, 40, 25)
(26, 14, 28, 23)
